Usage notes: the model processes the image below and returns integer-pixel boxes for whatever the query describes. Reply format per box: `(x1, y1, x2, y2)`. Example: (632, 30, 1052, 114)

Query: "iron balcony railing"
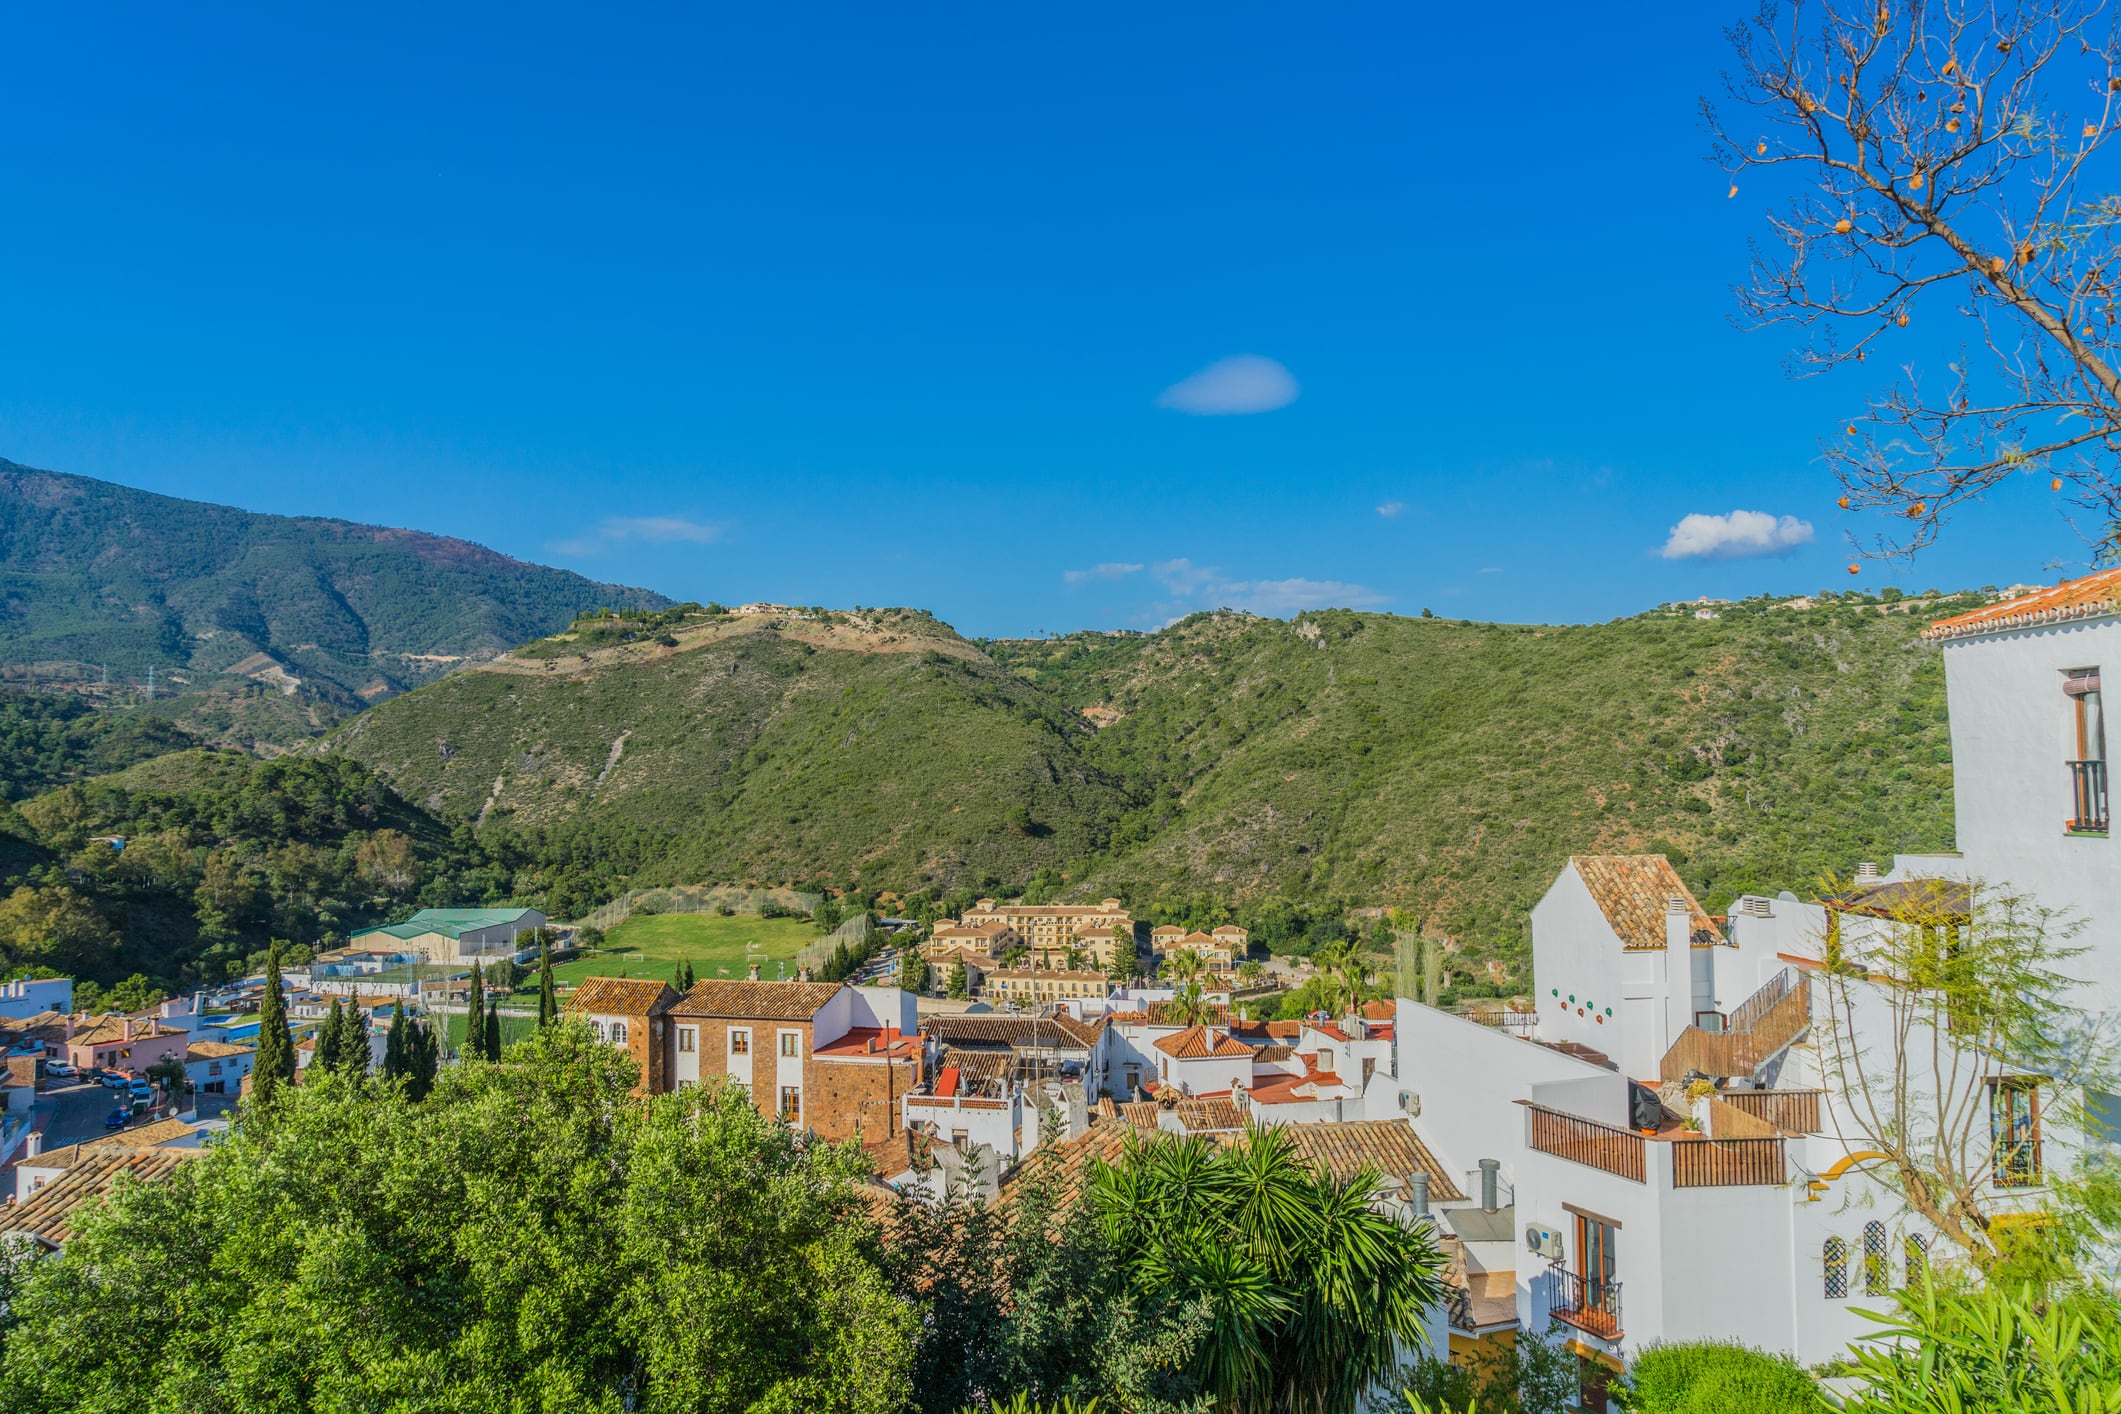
(1994, 1139, 2044, 1189)
(2068, 760, 2109, 834)
(1547, 1262, 1622, 1340)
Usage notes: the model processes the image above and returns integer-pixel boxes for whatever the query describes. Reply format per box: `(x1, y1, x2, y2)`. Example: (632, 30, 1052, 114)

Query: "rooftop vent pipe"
(1479, 1158, 1501, 1213)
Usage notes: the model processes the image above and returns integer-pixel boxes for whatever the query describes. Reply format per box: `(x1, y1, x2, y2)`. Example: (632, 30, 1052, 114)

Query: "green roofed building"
(350, 907, 546, 963)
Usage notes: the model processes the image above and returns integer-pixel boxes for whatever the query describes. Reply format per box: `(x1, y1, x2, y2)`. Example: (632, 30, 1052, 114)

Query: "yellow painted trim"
(1565, 1338, 1626, 1373)
(1820, 1150, 1892, 1181)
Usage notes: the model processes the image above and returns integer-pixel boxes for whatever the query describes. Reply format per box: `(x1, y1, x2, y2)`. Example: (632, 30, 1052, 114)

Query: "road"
(1, 1080, 134, 1200)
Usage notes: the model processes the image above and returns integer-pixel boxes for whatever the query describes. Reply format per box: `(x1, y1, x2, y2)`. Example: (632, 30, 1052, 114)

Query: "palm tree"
(1088, 1126, 1447, 1414)
(1171, 979, 1210, 1028)
(1164, 948, 1206, 985)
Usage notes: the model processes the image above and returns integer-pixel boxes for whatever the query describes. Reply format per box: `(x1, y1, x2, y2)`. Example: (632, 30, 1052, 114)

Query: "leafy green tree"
(1089, 1126, 1448, 1414)
(675, 958, 695, 992)
(1834, 1279, 2121, 1414)
(251, 939, 296, 1107)
(1616, 1338, 1821, 1414)
(898, 945, 925, 994)
(0, 884, 119, 976)
(0, 1027, 916, 1413)
(947, 963, 969, 1001)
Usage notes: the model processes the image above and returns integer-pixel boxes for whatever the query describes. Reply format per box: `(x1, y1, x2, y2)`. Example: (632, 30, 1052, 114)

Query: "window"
(1863, 1221, 1889, 1295)
(1904, 1233, 1930, 1287)
(1824, 1237, 1849, 1299)
(730, 1029, 750, 1056)
(608, 1020, 628, 1045)
(778, 1085, 801, 1122)
(779, 1031, 800, 1058)
(2065, 669, 2107, 832)
(1991, 1077, 2043, 1186)
(677, 1027, 696, 1054)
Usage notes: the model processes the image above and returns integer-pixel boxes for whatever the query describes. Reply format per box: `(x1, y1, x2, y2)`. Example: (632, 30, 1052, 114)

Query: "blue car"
(103, 1108, 130, 1130)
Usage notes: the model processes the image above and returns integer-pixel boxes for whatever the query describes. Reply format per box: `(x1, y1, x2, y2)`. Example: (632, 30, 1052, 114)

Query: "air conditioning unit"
(1398, 1089, 1421, 1117)
(1525, 1223, 1564, 1260)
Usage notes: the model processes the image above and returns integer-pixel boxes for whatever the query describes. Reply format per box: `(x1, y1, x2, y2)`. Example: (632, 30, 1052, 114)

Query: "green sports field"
(526, 913, 828, 1000)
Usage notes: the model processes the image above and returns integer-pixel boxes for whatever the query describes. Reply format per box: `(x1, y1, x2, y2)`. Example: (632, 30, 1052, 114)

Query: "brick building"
(575, 978, 922, 1145)
(566, 977, 682, 1094)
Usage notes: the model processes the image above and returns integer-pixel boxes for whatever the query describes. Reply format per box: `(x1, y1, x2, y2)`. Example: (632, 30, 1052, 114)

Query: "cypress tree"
(384, 1002, 408, 1082)
(338, 1002, 369, 1078)
(537, 938, 557, 1027)
(484, 1002, 501, 1061)
(408, 1019, 438, 1100)
(317, 997, 345, 1073)
(252, 940, 297, 1107)
(676, 958, 694, 992)
(465, 962, 485, 1059)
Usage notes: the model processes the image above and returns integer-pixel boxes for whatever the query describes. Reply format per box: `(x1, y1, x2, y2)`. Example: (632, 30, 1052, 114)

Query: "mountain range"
(0, 463, 1966, 987)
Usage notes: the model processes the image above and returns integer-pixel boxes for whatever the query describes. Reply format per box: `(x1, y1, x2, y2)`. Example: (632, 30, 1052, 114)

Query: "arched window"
(1823, 1236, 1848, 1299)
(1904, 1233, 1930, 1288)
(1863, 1222, 1889, 1295)
(610, 1020, 628, 1046)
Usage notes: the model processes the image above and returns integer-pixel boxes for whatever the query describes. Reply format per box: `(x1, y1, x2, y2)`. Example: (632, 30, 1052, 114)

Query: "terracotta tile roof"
(667, 979, 839, 1021)
(922, 1014, 1100, 1050)
(185, 1040, 254, 1060)
(997, 1116, 1138, 1211)
(1117, 1097, 1249, 1133)
(25, 1121, 204, 1174)
(0, 1009, 70, 1046)
(3, 1148, 203, 1248)
(1275, 1119, 1467, 1202)
(1152, 1025, 1255, 1059)
(1829, 877, 1972, 920)
(1308, 1022, 1352, 1043)
(1125, 1001, 1232, 1028)
(1360, 1000, 1396, 1022)
(1252, 1044, 1298, 1063)
(564, 976, 681, 1017)
(1925, 570, 2121, 641)
(65, 1015, 187, 1047)
(1570, 856, 1719, 950)
(936, 1047, 1014, 1088)
(1227, 1018, 1304, 1043)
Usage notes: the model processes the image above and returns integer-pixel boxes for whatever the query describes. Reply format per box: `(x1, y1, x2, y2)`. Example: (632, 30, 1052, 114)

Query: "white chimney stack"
(1665, 896, 1692, 950)
(25, 1130, 43, 1158)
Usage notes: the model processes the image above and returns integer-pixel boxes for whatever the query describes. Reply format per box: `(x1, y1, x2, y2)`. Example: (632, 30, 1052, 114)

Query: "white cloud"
(1063, 562, 1144, 585)
(1377, 500, 1407, 518)
(1658, 509, 1815, 562)
(1156, 355, 1299, 415)
(1478, 566, 1503, 574)
(1149, 557, 1385, 616)
(551, 516, 724, 556)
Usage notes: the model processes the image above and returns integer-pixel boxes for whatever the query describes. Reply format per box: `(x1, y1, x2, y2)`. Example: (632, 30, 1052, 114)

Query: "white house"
(184, 1039, 255, 1096)
(0, 976, 72, 1022)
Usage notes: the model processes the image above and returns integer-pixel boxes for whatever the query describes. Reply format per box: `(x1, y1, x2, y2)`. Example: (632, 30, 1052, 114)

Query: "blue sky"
(0, 3, 2082, 636)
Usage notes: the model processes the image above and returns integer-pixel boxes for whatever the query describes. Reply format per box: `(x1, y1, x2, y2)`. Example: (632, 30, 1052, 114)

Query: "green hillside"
(320, 607, 1130, 908)
(321, 590, 1970, 983)
(0, 459, 667, 730)
(986, 594, 1962, 970)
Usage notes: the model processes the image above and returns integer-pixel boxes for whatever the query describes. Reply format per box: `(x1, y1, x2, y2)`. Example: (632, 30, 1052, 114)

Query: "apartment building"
(961, 898, 1134, 950)
(567, 977, 682, 1095)
(1148, 924, 1248, 970)
(984, 967, 1114, 1004)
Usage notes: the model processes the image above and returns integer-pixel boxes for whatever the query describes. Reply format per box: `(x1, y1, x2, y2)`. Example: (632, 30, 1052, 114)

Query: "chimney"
(864, 1035, 877, 1054)
(1409, 1170, 1430, 1218)
(1479, 1158, 1501, 1213)
(1664, 896, 1692, 950)
(797, 965, 812, 983)
(747, 962, 760, 982)
(121, 1019, 133, 1042)
(1855, 861, 1882, 882)
(25, 1130, 42, 1159)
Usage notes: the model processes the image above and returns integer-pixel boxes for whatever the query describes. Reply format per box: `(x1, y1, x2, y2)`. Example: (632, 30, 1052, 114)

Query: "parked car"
(104, 1108, 130, 1130)
(102, 1073, 132, 1089)
(43, 1062, 76, 1079)
(127, 1081, 153, 1101)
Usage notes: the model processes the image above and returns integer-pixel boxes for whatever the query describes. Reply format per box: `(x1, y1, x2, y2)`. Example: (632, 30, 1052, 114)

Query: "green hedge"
(1623, 1340, 1822, 1413)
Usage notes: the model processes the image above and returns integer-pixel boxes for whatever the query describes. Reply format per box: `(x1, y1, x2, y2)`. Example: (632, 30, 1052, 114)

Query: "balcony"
(2068, 760, 2109, 834)
(1994, 1140, 2044, 1189)
(1719, 1089, 1822, 1134)
(1546, 1263, 1622, 1340)
(1524, 1103, 1645, 1183)
(1670, 1136, 1787, 1187)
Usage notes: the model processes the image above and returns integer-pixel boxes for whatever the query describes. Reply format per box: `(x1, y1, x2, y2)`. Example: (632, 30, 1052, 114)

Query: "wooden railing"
(1721, 1089, 1822, 1133)
(1660, 969, 1811, 1083)
(1671, 1136, 1787, 1187)
(1524, 1103, 1645, 1183)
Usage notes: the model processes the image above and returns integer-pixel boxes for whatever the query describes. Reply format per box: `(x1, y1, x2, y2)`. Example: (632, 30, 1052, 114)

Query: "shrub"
(1622, 1340, 1821, 1413)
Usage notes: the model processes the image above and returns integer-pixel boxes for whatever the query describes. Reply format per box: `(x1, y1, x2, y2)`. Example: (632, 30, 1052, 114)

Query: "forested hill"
(0, 459, 666, 715)
(321, 592, 1968, 978)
